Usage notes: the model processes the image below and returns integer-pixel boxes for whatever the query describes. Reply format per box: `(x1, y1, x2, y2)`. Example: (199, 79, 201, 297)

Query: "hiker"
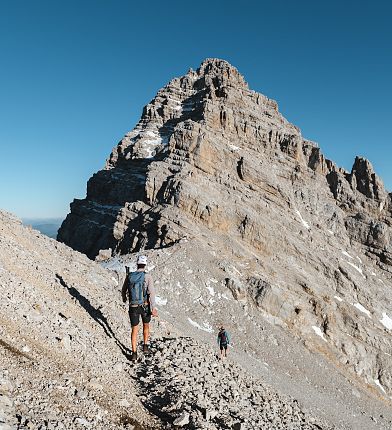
(217, 326, 230, 359)
(122, 255, 158, 361)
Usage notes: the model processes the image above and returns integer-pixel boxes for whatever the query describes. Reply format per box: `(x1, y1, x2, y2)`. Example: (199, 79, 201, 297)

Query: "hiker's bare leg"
(131, 325, 139, 352)
(143, 322, 150, 345)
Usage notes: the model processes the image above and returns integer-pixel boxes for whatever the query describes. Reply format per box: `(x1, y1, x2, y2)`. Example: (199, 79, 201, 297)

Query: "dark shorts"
(129, 305, 151, 327)
(220, 343, 228, 351)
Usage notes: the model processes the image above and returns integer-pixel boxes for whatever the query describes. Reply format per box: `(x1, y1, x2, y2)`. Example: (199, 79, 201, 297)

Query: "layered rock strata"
(57, 59, 392, 403)
(58, 59, 392, 268)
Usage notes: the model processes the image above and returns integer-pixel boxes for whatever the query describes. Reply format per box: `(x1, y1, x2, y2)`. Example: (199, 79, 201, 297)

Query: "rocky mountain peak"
(195, 57, 248, 90)
(56, 60, 392, 408)
(59, 59, 391, 262)
(350, 156, 386, 201)
(3, 59, 392, 429)
(104, 58, 279, 168)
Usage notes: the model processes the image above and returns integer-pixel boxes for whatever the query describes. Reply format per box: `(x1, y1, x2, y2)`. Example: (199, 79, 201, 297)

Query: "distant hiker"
(217, 326, 230, 359)
(122, 255, 158, 361)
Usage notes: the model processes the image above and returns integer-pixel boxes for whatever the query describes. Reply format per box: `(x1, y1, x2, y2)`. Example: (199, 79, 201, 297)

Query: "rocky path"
(0, 211, 157, 430)
(2, 210, 392, 429)
(0, 369, 18, 430)
(129, 336, 334, 430)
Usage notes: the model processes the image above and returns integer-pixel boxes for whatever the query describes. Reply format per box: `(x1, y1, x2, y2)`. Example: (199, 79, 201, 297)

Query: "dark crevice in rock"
(236, 157, 244, 180)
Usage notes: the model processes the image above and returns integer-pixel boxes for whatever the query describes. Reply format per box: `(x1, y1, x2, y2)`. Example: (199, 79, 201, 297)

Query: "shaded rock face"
(58, 58, 307, 257)
(58, 59, 392, 401)
(58, 58, 392, 263)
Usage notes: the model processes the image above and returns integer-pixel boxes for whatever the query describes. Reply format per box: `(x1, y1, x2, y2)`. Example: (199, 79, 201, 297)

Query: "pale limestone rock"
(53, 59, 392, 407)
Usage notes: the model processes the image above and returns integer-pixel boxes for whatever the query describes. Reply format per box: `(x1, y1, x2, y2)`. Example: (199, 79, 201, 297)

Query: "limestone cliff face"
(58, 58, 392, 264)
(58, 59, 392, 398)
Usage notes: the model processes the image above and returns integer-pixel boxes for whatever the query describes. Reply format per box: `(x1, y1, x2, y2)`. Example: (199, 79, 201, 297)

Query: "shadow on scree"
(55, 273, 132, 361)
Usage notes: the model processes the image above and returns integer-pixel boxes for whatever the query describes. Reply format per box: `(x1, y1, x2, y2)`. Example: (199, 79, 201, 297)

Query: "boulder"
(173, 412, 190, 426)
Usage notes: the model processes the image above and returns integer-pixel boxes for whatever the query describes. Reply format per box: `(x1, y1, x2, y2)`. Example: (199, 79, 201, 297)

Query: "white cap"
(137, 255, 147, 265)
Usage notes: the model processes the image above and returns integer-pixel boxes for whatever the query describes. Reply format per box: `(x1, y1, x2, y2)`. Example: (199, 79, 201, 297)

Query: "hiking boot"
(131, 352, 138, 362)
(142, 344, 150, 354)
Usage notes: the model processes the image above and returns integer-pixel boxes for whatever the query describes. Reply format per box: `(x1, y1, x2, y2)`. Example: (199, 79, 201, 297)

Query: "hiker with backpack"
(217, 326, 230, 359)
(121, 255, 157, 361)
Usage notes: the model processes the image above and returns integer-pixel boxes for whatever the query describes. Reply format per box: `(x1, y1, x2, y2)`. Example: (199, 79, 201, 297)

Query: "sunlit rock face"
(58, 59, 392, 399)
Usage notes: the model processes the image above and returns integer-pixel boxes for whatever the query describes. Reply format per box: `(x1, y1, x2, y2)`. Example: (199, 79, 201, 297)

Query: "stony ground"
(0, 211, 157, 429)
(131, 337, 332, 429)
(105, 242, 392, 430)
(2, 210, 392, 429)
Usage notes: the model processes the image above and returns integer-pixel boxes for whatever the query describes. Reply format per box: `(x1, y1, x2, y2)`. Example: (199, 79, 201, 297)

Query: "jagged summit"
(58, 59, 390, 261)
(195, 57, 248, 89)
(350, 156, 386, 201)
(197, 57, 235, 70)
(104, 58, 272, 168)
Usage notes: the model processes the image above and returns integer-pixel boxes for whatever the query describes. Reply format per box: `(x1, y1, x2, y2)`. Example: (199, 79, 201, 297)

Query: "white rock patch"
(138, 130, 169, 158)
(334, 296, 343, 302)
(353, 303, 371, 318)
(155, 296, 167, 306)
(341, 250, 353, 259)
(206, 285, 215, 296)
(187, 318, 213, 333)
(380, 313, 392, 330)
(312, 326, 327, 342)
(296, 210, 310, 230)
(347, 261, 365, 277)
(144, 130, 157, 138)
(142, 137, 162, 158)
(374, 379, 386, 393)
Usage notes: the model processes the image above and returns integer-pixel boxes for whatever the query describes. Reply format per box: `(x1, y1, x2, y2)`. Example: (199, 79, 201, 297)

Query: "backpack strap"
(142, 272, 148, 301)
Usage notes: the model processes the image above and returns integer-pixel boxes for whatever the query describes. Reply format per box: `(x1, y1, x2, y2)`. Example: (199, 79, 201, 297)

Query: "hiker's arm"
(121, 277, 128, 303)
(146, 275, 158, 315)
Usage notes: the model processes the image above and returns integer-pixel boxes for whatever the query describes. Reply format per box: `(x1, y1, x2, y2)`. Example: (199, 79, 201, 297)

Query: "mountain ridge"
(53, 58, 392, 422)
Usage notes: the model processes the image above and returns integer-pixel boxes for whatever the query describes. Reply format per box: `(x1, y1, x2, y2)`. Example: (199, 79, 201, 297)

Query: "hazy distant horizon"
(22, 217, 64, 239)
(22, 216, 65, 224)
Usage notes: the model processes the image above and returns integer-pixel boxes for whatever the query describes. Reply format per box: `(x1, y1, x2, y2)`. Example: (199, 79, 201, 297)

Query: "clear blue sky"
(0, 0, 391, 218)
